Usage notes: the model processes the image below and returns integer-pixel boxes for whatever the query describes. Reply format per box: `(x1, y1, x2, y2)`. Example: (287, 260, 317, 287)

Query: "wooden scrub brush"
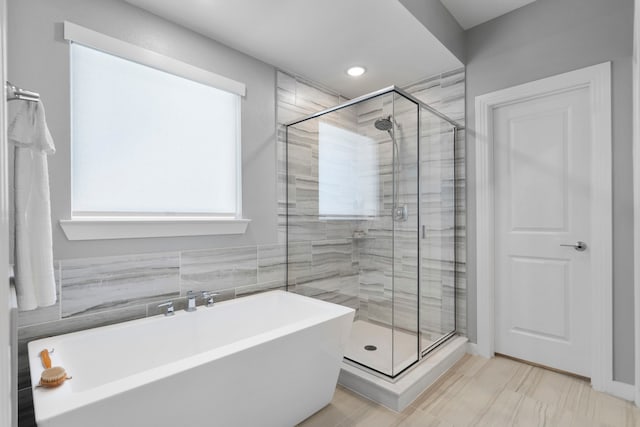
(37, 349, 71, 388)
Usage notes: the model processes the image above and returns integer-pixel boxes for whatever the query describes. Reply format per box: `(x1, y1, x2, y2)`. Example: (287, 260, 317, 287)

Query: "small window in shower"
(318, 122, 378, 219)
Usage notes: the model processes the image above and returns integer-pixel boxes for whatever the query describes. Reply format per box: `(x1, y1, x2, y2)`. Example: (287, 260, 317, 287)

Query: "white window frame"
(59, 22, 250, 240)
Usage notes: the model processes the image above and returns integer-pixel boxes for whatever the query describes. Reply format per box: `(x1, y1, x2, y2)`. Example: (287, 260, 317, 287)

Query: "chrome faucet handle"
(185, 290, 197, 312)
(202, 291, 219, 307)
(157, 301, 175, 317)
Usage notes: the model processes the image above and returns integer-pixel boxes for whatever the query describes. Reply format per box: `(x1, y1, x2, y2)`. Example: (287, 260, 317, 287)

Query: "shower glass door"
(286, 89, 421, 378)
(419, 107, 457, 352)
(391, 92, 420, 376)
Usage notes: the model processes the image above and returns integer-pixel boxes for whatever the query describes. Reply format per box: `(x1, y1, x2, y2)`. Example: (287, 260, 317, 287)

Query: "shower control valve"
(394, 205, 409, 221)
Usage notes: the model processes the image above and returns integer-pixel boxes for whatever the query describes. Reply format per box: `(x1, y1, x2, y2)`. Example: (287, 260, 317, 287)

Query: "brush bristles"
(40, 366, 67, 388)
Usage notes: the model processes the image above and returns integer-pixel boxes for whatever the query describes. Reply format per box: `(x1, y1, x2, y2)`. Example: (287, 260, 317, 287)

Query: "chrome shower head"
(374, 116, 393, 131)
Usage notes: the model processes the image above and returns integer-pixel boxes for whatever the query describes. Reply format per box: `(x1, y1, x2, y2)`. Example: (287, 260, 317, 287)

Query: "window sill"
(59, 217, 251, 241)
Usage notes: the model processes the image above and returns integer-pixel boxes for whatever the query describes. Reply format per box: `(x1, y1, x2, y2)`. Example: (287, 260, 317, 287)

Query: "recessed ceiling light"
(346, 66, 366, 77)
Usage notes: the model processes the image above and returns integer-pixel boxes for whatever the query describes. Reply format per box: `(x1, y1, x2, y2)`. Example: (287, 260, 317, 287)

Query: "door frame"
(0, 0, 10, 424)
(474, 62, 618, 396)
(633, 0, 640, 408)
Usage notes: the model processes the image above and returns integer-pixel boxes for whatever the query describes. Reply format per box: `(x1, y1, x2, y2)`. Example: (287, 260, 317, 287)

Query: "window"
(318, 122, 378, 218)
(60, 22, 249, 239)
(71, 43, 240, 216)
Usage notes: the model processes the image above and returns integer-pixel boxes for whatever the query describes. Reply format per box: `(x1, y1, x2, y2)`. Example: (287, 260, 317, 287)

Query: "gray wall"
(399, 0, 465, 64)
(465, 0, 635, 383)
(8, 0, 278, 261)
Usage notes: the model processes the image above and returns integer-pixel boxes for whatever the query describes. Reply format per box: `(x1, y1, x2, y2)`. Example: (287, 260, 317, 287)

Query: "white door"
(493, 86, 592, 377)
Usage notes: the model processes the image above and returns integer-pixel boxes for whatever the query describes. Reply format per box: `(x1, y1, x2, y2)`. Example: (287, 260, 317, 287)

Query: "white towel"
(9, 100, 57, 310)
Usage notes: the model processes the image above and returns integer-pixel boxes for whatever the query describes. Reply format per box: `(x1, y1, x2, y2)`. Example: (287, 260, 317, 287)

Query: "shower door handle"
(560, 241, 587, 251)
(422, 225, 426, 239)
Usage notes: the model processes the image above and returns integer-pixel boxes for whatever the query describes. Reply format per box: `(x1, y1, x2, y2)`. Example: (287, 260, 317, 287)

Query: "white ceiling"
(124, 0, 463, 98)
(440, 0, 538, 30)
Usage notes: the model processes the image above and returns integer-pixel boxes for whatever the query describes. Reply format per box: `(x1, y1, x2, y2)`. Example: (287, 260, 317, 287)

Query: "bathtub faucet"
(202, 291, 219, 307)
(157, 301, 174, 317)
(186, 290, 197, 312)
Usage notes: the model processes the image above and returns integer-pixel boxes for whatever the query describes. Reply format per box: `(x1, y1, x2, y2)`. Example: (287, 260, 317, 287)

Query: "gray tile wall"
(16, 245, 285, 426)
(277, 72, 361, 312)
(350, 93, 420, 334)
(279, 69, 467, 340)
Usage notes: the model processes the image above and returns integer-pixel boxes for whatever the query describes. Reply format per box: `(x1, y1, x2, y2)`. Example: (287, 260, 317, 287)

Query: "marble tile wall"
(279, 68, 466, 340)
(277, 71, 361, 313)
(16, 244, 285, 426)
(351, 93, 421, 334)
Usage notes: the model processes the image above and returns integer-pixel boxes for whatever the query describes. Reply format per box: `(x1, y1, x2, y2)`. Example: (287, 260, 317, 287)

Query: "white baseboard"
(604, 380, 636, 402)
(466, 342, 482, 356)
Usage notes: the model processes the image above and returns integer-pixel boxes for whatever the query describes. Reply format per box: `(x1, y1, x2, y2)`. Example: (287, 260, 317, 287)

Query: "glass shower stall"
(285, 86, 458, 378)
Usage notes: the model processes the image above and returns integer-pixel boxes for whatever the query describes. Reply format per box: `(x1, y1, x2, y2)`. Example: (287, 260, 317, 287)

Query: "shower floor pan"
(339, 323, 467, 412)
(345, 320, 434, 375)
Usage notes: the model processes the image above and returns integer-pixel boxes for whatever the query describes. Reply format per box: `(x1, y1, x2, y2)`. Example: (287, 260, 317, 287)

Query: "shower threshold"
(338, 335, 468, 412)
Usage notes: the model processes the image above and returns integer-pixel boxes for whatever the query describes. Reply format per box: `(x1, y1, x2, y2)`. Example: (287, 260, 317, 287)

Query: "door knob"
(560, 241, 587, 251)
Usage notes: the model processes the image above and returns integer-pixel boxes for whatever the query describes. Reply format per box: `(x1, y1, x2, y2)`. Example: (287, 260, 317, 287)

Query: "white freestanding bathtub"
(28, 290, 354, 427)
